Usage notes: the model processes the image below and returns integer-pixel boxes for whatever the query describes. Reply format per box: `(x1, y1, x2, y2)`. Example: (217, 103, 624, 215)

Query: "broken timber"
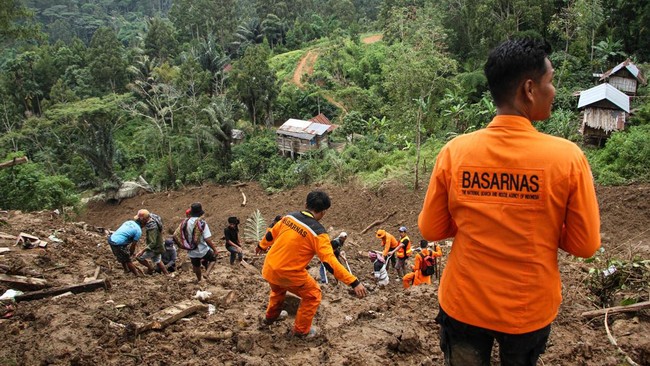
(133, 299, 207, 335)
(581, 300, 650, 319)
(0, 156, 28, 169)
(239, 187, 247, 207)
(0, 274, 48, 290)
(360, 211, 397, 234)
(14, 279, 111, 302)
(83, 266, 101, 283)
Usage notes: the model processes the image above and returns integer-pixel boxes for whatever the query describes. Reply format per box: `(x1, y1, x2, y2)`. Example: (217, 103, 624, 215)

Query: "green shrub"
(0, 154, 79, 211)
(591, 125, 650, 184)
(231, 132, 278, 181)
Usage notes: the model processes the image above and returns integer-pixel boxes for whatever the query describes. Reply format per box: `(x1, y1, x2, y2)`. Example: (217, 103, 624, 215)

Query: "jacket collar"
(487, 115, 536, 132)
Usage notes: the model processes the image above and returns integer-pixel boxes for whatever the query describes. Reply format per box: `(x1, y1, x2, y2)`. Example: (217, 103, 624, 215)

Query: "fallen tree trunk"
(14, 279, 111, 302)
(581, 300, 650, 319)
(360, 211, 397, 234)
(133, 299, 207, 335)
(0, 274, 48, 290)
(0, 156, 28, 169)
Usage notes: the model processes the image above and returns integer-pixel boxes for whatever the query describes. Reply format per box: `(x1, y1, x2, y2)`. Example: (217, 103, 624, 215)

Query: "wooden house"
(276, 118, 334, 158)
(577, 83, 630, 145)
(599, 59, 646, 96)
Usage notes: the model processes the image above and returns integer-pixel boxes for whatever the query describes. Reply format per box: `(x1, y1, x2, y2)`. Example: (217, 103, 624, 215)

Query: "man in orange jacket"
(419, 38, 600, 365)
(402, 239, 441, 288)
(376, 229, 399, 272)
(256, 191, 367, 337)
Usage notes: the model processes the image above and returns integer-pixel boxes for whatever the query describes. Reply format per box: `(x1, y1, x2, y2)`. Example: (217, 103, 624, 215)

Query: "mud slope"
(0, 181, 648, 365)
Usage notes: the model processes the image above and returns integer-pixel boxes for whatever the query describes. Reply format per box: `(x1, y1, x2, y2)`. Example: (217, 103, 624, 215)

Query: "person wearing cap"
(186, 203, 218, 282)
(319, 231, 348, 284)
(256, 190, 367, 338)
(389, 226, 412, 278)
(376, 229, 399, 272)
(156, 238, 178, 273)
(135, 210, 167, 275)
(224, 216, 243, 265)
(418, 38, 600, 365)
(107, 210, 150, 276)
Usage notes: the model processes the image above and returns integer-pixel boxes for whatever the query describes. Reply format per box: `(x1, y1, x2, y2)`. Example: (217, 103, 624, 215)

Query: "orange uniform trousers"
(266, 275, 321, 334)
(402, 271, 432, 288)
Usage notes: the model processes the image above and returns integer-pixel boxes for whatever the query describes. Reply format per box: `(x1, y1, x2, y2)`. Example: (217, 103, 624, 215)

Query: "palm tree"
(232, 18, 265, 55)
(200, 96, 235, 167)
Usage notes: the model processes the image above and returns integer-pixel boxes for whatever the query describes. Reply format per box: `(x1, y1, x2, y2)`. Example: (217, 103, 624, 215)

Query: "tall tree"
(87, 27, 128, 94)
(0, 0, 40, 43)
(41, 94, 131, 184)
(230, 43, 278, 126)
(144, 17, 179, 62)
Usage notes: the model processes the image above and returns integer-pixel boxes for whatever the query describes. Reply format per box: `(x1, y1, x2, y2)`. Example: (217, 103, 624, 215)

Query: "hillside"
(0, 181, 648, 365)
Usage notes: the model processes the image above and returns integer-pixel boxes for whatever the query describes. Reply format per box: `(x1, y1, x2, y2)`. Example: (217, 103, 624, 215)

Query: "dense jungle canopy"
(1, 0, 649, 211)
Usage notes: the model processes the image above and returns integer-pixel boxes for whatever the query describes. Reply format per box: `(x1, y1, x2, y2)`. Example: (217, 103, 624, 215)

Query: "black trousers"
(437, 307, 551, 366)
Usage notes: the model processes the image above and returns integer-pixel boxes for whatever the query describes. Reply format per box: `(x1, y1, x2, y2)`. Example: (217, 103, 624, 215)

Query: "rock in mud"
(387, 329, 421, 353)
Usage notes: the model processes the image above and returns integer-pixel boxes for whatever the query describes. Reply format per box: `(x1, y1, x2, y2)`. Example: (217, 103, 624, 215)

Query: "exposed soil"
(361, 34, 383, 44)
(292, 50, 318, 89)
(0, 181, 649, 366)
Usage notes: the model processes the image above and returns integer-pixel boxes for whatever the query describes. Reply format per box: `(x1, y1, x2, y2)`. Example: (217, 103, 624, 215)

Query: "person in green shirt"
(135, 210, 168, 275)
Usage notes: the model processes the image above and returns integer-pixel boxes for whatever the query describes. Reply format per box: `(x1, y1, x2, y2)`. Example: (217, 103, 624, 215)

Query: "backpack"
(419, 250, 437, 276)
(173, 218, 205, 250)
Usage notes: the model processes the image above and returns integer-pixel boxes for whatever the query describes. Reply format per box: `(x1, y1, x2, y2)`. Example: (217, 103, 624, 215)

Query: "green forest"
(1, 0, 649, 211)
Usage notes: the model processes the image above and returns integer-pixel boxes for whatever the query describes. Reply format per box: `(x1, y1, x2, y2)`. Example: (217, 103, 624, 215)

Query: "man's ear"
(522, 78, 535, 103)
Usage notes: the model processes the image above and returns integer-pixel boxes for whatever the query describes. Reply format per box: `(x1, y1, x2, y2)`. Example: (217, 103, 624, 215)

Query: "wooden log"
(0, 248, 10, 254)
(0, 274, 48, 290)
(84, 266, 101, 282)
(239, 187, 247, 207)
(360, 211, 397, 234)
(204, 288, 237, 307)
(581, 300, 650, 318)
(14, 279, 111, 302)
(0, 156, 28, 169)
(239, 260, 260, 274)
(134, 299, 207, 335)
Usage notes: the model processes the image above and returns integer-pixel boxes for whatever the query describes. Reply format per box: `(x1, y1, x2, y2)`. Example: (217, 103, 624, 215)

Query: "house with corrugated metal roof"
(599, 59, 646, 96)
(577, 83, 630, 145)
(276, 118, 335, 158)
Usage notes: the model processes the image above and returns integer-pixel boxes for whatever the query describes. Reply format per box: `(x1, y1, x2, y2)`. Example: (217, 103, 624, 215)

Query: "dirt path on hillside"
(362, 34, 383, 44)
(292, 50, 319, 88)
(0, 182, 648, 365)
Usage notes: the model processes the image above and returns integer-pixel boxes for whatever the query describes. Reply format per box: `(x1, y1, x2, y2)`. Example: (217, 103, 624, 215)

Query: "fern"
(244, 209, 267, 243)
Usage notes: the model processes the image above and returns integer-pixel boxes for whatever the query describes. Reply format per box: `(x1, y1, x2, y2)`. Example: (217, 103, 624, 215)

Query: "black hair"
(484, 38, 551, 106)
(420, 239, 428, 249)
(306, 190, 331, 213)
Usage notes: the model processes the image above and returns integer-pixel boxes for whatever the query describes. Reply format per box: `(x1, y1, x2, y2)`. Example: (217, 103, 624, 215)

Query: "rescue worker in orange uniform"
(418, 38, 601, 365)
(390, 226, 412, 278)
(256, 191, 367, 337)
(402, 240, 442, 288)
(376, 229, 399, 272)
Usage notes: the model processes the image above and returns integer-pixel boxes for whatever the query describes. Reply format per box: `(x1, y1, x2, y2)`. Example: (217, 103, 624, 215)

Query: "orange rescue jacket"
(380, 232, 399, 258)
(259, 210, 359, 289)
(418, 115, 601, 334)
(396, 235, 412, 258)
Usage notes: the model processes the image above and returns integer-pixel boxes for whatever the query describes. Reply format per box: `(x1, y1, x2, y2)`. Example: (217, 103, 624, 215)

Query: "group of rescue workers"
(106, 192, 441, 339)
(105, 38, 604, 365)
